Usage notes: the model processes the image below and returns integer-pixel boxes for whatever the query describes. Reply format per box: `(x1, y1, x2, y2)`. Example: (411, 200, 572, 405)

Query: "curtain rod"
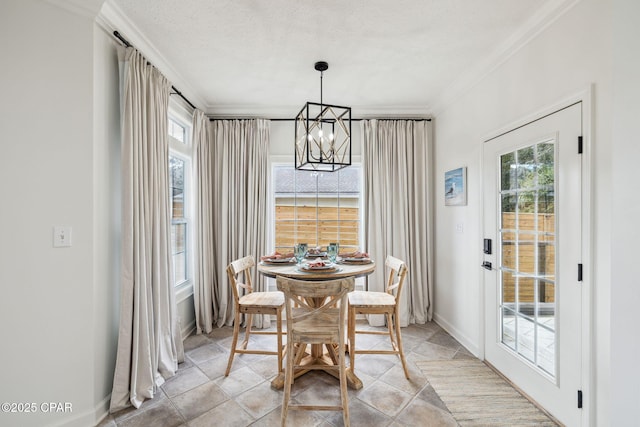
(113, 31, 197, 111)
(209, 117, 431, 122)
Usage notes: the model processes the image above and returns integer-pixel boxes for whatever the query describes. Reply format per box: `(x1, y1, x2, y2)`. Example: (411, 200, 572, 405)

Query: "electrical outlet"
(456, 222, 464, 233)
(53, 226, 72, 247)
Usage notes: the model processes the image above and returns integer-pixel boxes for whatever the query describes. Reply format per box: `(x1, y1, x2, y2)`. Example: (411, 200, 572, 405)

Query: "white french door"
(482, 103, 583, 425)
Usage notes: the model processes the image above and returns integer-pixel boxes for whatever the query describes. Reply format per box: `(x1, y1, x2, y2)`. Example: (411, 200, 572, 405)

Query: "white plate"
(302, 263, 335, 270)
(297, 266, 342, 273)
(341, 257, 371, 263)
(262, 258, 295, 264)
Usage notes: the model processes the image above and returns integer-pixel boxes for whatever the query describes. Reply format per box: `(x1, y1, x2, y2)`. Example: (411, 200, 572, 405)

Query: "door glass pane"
(537, 324, 555, 375)
(517, 316, 535, 363)
(517, 233, 537, 274)
(499, 139, 557, 377)
(501, 151, 516, 191)
(501, 231, 516, 270)
(502, 306, 516, 351)
(502, 271, 516, 305)
(516, 146, 535, 188)
(517, 276, 535, 316)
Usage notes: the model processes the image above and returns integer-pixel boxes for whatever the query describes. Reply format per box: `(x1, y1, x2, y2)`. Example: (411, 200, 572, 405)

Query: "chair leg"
(281, 338, 295, 426)
(385, 312, 395, 348)
(348, 307, 356, 373)
(225, 311, 241, 376)
(276, 310, 283, 373)
(393, 310, 410, 379)
(339, 338, 350, 427)
(241, 313, 253, 350)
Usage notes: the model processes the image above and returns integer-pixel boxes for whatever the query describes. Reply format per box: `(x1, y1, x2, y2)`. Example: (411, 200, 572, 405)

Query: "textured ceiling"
(109, 0, 551, 117)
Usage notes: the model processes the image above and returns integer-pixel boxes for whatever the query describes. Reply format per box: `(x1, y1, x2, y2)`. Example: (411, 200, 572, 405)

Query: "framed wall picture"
(445, 167, 467, 206)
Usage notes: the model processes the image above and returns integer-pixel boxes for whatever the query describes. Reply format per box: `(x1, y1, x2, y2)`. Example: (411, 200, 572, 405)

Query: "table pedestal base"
(270, 343, 363, 390)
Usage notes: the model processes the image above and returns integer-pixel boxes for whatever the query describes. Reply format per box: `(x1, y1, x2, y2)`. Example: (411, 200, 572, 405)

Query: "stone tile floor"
(98, 321, 476, 426)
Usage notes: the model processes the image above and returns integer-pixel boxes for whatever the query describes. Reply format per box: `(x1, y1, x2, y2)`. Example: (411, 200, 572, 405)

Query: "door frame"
(479, 86, 593, 425)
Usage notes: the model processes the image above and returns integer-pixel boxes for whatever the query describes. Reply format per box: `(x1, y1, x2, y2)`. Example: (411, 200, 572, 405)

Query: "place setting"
(297, 258, 342, 274)
(295, 242, 341, 274)
(258, 242, 375, 281)
(337, 250, 373, 265)
(259, 250, 296, 265)
(305, 246, 327, 259)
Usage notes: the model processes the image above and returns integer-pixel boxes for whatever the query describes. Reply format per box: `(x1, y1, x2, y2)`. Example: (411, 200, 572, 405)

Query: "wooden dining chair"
(277, 276, 355, 427)
(348, 255, 410, 378)
(225, 255, 285, 376)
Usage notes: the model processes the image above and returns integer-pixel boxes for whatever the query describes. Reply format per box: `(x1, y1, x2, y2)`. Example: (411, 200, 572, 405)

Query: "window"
(169, 156, 187, 285)
(273, 164, 361, 252)
(168, 114, 191, 288)
(168, 117, 186, 143)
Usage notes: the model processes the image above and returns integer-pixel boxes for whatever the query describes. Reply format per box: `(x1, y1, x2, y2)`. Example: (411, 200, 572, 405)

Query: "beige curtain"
(193, 119, 271, 332)
(192, 110, 215, 334)
(361, 119, 433, 326)
(110, 47, 184, 412)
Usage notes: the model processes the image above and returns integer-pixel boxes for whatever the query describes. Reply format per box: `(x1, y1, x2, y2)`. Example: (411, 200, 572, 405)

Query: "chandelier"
(295, 61, 351, 172)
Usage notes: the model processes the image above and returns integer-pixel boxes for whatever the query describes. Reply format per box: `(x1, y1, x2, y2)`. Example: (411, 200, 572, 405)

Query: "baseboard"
(181, 318, 196, 340)
(48, 393, 110, 427)
(433, 312, 480, 356)
(91, 394, 111, 427)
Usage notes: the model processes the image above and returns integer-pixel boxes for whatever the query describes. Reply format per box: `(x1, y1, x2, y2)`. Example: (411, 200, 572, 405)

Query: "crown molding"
(45, 0, 105, 18)
(351, 105, 432, 119)
(205, 104, 432, 120)
(97, 0, 207, 111)
(431, 0, 581, 117)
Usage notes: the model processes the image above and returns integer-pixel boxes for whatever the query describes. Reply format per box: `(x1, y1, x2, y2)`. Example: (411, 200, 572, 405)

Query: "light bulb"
(307, 133, 312, 141)
(318, 129, 324, 138)
(329, 132, 334, 141)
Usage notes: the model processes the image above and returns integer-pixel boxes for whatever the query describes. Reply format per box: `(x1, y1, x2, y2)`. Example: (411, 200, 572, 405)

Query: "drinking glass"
(327, 242, 339, 263)
(294, 243, 308, 264)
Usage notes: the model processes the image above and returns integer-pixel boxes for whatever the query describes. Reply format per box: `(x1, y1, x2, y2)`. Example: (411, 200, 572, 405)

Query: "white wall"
(92, 21, 121, 423)
(610, 0, 640, 423)
(433, 0, 613, 424)
(0, 1, 118, 426)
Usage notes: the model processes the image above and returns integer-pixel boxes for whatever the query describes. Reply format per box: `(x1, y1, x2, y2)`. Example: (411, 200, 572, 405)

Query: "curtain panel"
(361, 119, 433, 326)
(192, 110, 215, 334)
(110, 47, 184, 413)
(193, 119, 271, 333)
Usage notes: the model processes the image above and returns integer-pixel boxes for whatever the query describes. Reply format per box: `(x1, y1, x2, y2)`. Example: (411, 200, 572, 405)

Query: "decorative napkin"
(307, 260, 329, 268)
(341, 251, 370, 259)
(260, 251, 294, 261)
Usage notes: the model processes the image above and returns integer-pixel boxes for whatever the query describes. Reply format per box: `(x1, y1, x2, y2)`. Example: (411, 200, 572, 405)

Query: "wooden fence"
(274, 205, 360, 250)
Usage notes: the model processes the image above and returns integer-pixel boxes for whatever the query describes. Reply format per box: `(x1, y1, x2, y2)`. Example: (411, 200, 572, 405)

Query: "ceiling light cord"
(320, 71, 324, 108)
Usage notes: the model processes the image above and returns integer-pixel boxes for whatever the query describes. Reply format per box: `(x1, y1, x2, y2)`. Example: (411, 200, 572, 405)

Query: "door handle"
(481, 261, 492, 270)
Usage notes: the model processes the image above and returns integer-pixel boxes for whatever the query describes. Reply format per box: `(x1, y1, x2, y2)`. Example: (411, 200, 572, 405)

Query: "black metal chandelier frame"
(295, 62, 352, 172)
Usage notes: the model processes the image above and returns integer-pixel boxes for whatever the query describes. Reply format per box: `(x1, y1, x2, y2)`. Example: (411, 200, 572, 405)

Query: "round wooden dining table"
(258, 259, 375, 390)
(258, 259, 375, 281)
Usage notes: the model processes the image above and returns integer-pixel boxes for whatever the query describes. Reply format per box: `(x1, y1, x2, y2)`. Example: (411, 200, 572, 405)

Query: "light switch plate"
(53, 226, 72, 247)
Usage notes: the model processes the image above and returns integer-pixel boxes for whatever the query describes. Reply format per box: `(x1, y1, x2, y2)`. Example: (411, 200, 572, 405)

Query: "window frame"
(271, 161, 363, 252)
(270, 160, 365, 292)
(168, 109, 193, 301)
